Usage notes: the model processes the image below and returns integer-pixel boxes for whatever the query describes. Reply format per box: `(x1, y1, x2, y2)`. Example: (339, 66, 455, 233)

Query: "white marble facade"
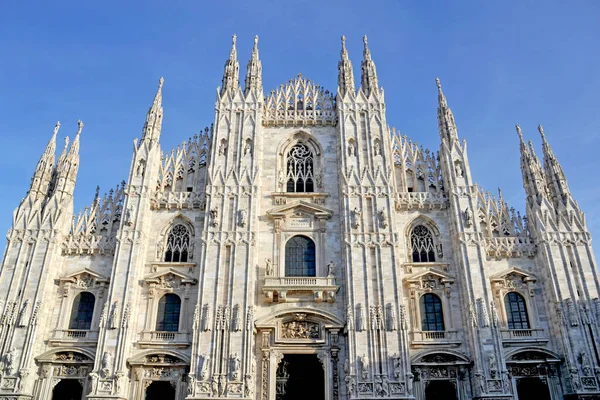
(0, 35, 598, 400)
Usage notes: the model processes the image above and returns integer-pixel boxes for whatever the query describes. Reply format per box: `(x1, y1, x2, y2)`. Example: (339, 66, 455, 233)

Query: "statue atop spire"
(338, 35, 355, 97)
(244, 35, 263, 96)
(221, 34, 240, 95)
(140, 77, 164, 145)
(360, 35, 379, 96)
(436, 78, 458, 143)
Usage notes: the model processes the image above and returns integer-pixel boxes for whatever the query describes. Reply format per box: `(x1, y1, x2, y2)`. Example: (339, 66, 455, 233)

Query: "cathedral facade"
(0, 35, 598, 400)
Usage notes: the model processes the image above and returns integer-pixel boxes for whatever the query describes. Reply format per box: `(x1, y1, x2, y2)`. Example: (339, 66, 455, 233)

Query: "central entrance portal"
(276, 354, 325, 400)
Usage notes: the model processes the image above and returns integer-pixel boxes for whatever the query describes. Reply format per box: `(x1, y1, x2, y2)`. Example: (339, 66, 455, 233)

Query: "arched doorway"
(425, 380, 457, 400)
(146, 381, 176, 400)
(52, 379, 83, 400)
(516, 377, 551, 400)
(276, 354, 324, 400)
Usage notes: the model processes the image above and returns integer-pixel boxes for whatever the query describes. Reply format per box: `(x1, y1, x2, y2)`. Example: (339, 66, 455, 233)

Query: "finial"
(538, 124, 547, 142)
(158, 77, 164, 89)
(94, 185, 100, 201)
(363, 35, 368, 46)
(63, 136, 70, 150)
(232, 34, 237, 46)
(435, 77, 442, 90)
(342, 35, 346, 44)
(76, 119, 84, 135)
(254, 35, 258, 46)
(53, 121, 61, 136)
(515, 124, 524, 141)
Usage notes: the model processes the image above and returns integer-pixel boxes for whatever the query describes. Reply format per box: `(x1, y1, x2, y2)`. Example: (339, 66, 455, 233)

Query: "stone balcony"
(410, 330, 461, 347)
(500, 329, 548, 345)
(49, 329, 99, 346)
(138, 331, 191, 348)
(262, 277, 339, 303)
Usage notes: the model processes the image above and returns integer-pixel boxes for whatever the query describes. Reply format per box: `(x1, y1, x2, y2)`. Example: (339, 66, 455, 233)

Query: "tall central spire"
(221, 34, 240, 95)
(337, 35, 355, 97)
(244, 35, 263, 95)
(140, 77, 164, 146)
(516, 124, 548, 206)
(436, 78, 458, 143)
(360, 35, 379, 96)
(539, 124, 571, 205)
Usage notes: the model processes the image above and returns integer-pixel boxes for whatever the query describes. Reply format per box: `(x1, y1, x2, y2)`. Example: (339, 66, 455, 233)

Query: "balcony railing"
(263, 277, 339, 303)
(411, 330, 460, 345)
(138, 331, 191, 348)
(501, 329, 547, 342)
(49, 329, 99, 345)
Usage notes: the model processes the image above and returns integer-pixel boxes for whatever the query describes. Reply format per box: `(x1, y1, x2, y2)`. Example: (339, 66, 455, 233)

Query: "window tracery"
(164, 224, 191, 262)
(285, 143, 314, 193)
(410, 225, 436, 262)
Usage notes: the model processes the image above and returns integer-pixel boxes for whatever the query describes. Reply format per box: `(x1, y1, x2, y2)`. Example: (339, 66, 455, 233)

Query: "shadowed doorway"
(52, 379, 83, 400)
(145, 380, 176, 400)
(425, 380, 457, 400)
(276, 354, 324, 400)
(516, 377, 551, 400)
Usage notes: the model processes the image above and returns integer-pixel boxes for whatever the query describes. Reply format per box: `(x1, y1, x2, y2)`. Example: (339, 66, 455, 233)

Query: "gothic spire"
(539, 124, 571, 205)
(360, 35, 379, 96)
(51, 120, 83, 199)
(140, 77, 164, 146)
(28, 122, 59, 200)
(221, 34, 240, 95)
(516, 125, 548, 206)
(338, 35, 355, 97)
(436, 78, 459, 143)
(244, 35, 263, 95)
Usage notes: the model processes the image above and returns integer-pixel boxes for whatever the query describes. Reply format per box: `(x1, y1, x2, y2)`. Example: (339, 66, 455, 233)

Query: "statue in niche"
(101, 351, 112, 378)
(238, 209, 247, 228)
(359, 354, 369, 380)
(392, 354, 401, 379)
(436, 243, 443, 258)
(210, 206, 219, 227)
(230, 353, 241, 380)
(464, 207, 473, 228)
(455, 161, 464, 177)
(327, 261, 336, 277)
(218, 139, 227, 156)
(345, 375, 356, 396)
(136, 159, 146, 177)
(378, 210, 388, 228)
(200, 354, 210, 380)
(278, 171, 285, 188)
(265, 258, 273, 276)
(348, 141, 356, 157)
(374, 140, 381, 156)
(244, 141, 252, 156)
(5, 348, 17, 375)
(316, 170, 323, 188)
(344, 358, 350, 374)
(351, 207, 362, 229)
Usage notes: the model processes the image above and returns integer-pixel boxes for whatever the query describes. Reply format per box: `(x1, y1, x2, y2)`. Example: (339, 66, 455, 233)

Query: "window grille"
(164, 224, 191, 262)
(156, 294, 181, 332)
(420, 293, 445, 331)
(505, 292, 530, 330)
(285, 143, 314, 193)
(410, 225, 436, 262)
(285, 236, 316, 277)
(69, 292, 95, 330)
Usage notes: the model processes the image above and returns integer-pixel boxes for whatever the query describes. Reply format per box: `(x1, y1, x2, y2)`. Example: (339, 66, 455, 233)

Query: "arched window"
(164, 224, 191, 262)
(69, 292, 95, 330)
(504, 292, 530, 330)
(285, 236, 316, 277)
(156, 294, 181, 332)
(420, 293, 445, 331)
(286, 143, 314, 193)
(410, 225, 436, 262)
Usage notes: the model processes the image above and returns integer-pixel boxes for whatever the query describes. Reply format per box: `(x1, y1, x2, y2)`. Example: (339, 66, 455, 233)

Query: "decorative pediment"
(59, 268, 110, 288)
(267, 200, 333, 219)
(144, 268, 197, 288)
(491, 267, 536, 292)
(404, 268, 455, 288)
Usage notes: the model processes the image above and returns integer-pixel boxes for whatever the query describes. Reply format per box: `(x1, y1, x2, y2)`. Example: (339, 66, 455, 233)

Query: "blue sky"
(0, 1, 599, 257)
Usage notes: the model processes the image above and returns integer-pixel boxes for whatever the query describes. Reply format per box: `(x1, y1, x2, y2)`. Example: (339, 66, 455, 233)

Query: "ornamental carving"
(281, 321, 319, 339)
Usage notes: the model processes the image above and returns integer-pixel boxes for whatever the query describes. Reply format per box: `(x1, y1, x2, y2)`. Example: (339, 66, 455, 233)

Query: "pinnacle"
(538, 124, 547, 143)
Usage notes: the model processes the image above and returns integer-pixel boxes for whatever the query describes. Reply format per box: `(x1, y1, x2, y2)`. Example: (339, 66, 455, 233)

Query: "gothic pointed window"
(285, 235, 316, 277)
(504, 292, 530, 330)
(286, 143, 314, 193)
(156, 294, 181, 332)
(420, 293, 444, 331)
(164, 224, 191, 262)
(68, 292, 95, 330)
(410, 225, 436, 262)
